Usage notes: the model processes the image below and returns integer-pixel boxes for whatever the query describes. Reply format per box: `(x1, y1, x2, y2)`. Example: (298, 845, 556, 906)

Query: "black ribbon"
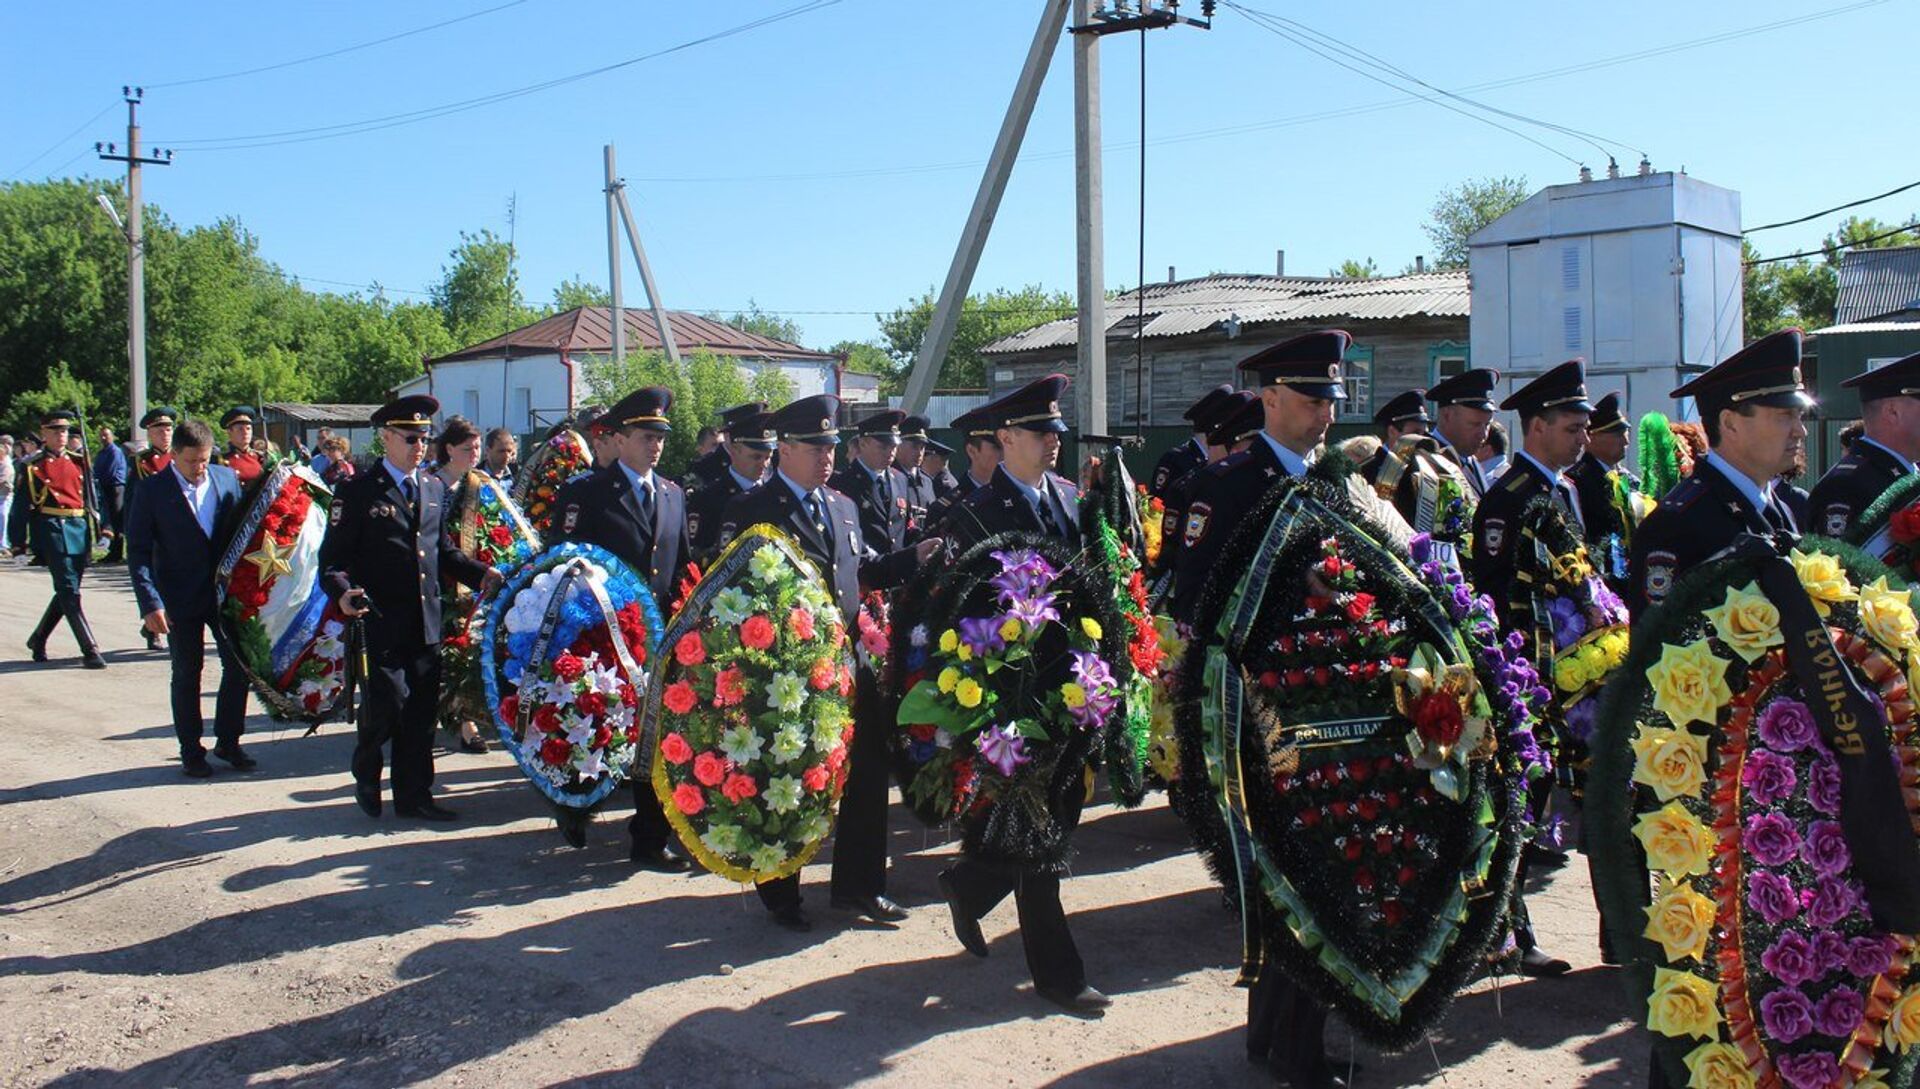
(309, 615, 368, 737)
(1745, 539, 1920, 931)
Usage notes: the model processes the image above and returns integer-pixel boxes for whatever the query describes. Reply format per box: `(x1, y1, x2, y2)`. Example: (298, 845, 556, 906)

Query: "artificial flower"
(1647, 967, 1721, 1040)
(999, 616, 1024, 644)
(802, 764, 830, 792)
(1631, 725, 1710, 802)
(938, 667, 961, 694)
(770, 724, 807, 763)
(710, 587, 754, 627)
(663, 681, 697, 716)
(1644, 875, 1717, 962)
(740, 615, 777, 651)
(700, 822, 742, 858)
(1860, 575, 1920, 653)
(1634, 802, 1715, 877)
(1744, 811, 1801, 867)
(1647, 640, 1733, 728)
(1801, 820, 1851, 877)
(749, 843, 788, 873)
(1061, 682, 1087, 709)
(788, 606, 817, 642)
(693, 751, 729, 787)
(1746, 870, 1801, 926)
(672, 783, 706, 815)
(1740, 749, 1797, 807)
(1755, 698, 1818, 753)
(938, 628, 959, 654)
(1758, 987, 1813, 1043)
(955, 678, 984, 709)
(660, 732, 693, 765)
(674, 631, 707, 666)
(1788, 548, 1857, 617)
(713, 667, 747, 707)
(719, 725, 765, 765)
(1080, 616, 1103, 640)
(1702, 582, 1784, 663)
(1681, 1041, 1754, 1089)
(763, 774, 804, 814)
(1760, 931, 1821, 988)
(1889, 984, 1920, 1051)
(1773, 1053, 1839, 1089)
(978, 722, 1030, 776)
(1811, 986, 1865, 1038)
(720, 772, 759, 804)
(768, 671, 807, 714)
(748, 544, 786, 584)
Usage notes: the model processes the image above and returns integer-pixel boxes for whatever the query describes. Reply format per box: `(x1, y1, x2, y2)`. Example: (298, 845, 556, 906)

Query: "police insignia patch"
(1482, 518, 1505, 554)
(687, 511, 702, 538)
(1153, 466, 1169, 491)
(1646, 550, 1677, 601)
(1184, 502, 1211, 547)
(1823, 504, 1850, 537)
(329, 503, 342, 527)
(562, 506, 580, 533)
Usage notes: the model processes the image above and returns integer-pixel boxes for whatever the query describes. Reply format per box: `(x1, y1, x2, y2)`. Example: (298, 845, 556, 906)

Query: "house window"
(1120, 355, 1152, 425)
(1428, 341, 1470, 384)
(1340, 345, 1374, 419)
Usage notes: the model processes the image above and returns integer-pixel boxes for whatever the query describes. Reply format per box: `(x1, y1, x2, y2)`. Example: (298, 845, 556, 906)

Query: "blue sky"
(5, 0, 1914, 350)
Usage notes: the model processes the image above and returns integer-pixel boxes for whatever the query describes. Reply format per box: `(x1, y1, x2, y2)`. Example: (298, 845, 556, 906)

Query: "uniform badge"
(329, 503, 343, 527)
(1482, 518, 1505, 554)
(1822, 504, 1850, 537)
(562, 505, 581, 534)
(1152, 466, 1169, 491)
(1184, 502, 1212, 547)
(372, 502, 396, 518)
(718, 522, 736, 546)
(687, 511, 702, 538)
(1646, 550, 1677, 602)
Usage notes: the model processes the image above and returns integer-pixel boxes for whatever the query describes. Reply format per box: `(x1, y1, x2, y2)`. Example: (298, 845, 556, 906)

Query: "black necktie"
(807, 491, 834, 558)
(1035, 484, 1062, 538)
(637, 479, 654, 524)
(401, 474, 417, 506)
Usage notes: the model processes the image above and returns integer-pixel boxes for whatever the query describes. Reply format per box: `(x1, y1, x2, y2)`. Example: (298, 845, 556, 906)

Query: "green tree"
(8, 361, 99, 434)
(579, 347, 756, 476)
(1743, 214, 1917, 338)
(1824, 215, 1920, 256)
(703, 299, 804, 346)
(1330, 257, 1378, 279)
(747, 365, 795, 406)
(552, 275, 610, 311)
(431, 229, 539, 345)
(1422, 176, 1531, 268)
(0, 180, 132, 425)
(875, 285, 1074, 392)
(830, 339, 892, 376)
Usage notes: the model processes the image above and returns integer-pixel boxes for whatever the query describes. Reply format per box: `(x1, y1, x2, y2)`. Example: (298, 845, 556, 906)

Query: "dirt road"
(0, 561, 1647, 1087)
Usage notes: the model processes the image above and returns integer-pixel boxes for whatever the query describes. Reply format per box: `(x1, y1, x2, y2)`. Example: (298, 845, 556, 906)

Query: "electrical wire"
(146, 0, 532, 89)
(1742, 221, 1919, 266)
(1743, 179, 1920, 235)
(149, 1, 842, 151)
(3, 101, 119, 181)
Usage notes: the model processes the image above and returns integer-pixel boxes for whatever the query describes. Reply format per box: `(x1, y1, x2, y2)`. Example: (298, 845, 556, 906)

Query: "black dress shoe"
(212, 744, 257, 770)
(1035, 983, 1112, 1015)
(81, 652, 107, 670)
(1519, 946, 1573, 977)
(395, 801, 459, 822)
(554, 808, 589, 849)
(355, 784, 382, 818)
(1275, 1061, 1348, 1089)
(938, 870, 988, 958)
(770, 905, 812, 933)
(460, 734, 489, 754)
(27, 639, 48, 663)
(629, 845, 692, 873)
(831, 893, 909, 922)
(182, 754, 213, 779)
(1524, 843, 1570, 868)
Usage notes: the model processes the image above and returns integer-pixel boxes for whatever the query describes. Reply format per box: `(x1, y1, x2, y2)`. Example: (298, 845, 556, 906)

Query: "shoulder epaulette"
(1662, 476, 1707, 508)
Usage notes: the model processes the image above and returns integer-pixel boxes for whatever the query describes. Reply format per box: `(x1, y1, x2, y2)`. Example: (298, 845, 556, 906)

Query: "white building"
(1468, 170, 1743, 425)
(391, 306, 846, 434)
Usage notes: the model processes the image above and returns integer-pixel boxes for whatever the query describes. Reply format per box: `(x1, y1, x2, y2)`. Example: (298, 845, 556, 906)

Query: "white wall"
(408, 354, 573, 435)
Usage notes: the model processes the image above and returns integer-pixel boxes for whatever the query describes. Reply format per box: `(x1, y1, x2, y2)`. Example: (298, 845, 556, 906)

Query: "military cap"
(925, 436, 955, 456)
(1426, 368, 1501, 411)
(1190, 388, 1254, 437)
(1841, 348, 1920, 403)
(608, 385, 674, 432)
(853, 409, 905, 442)
(772, 394, 842, 445)
(220, 406, 257, 428)
(730, 410, 779, 450)
(979, 374, 1070, 433)
(371, 394, 438, 430)
(1587, 391, 1628, 434)
(1238, 330, 1350, 400)
(1373, 389, 1431, 427)
(1673, 329, 1813, 415)
(1182, 384, 1237, 426)
(40, 407, 79, 428)
(140, 406, 180, 429)
(898, 414, 931, 442)
(1206, 391, 1263, 448)
(952, 407, 998, 440)
(1501, 359, 1594, 416)
(716, 401, 768, 432)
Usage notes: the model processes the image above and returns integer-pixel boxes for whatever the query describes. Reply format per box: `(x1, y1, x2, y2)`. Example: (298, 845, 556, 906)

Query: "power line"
(146, 0, 532, 89)
(1743, 178, 1920, 235)
(149, 1, 842, 151)
(1743, 220, 1919, 266)
(3, 101, 118, 181)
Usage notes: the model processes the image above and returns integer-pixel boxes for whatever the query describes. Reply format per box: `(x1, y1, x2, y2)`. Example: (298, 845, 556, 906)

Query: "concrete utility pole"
(96, 88, 171, 448)
(614, 184, 682, 368)
(1071, 0, 1107, 438)
(901, 0, 1072, 416)
(605, 145, 626, 368)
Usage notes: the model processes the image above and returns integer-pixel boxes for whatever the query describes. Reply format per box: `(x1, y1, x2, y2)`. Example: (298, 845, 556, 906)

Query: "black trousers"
(354, 646, 441, 808)
(944, 785, 1087, 991)
(167, 611, 250, 758)
(628, 777, 673, 852)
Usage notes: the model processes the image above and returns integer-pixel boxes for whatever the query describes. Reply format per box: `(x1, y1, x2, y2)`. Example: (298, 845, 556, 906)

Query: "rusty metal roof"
(429, 306, 837, 365)
(1836, 246, 1920, 325)
(982, 271, 1469, 354)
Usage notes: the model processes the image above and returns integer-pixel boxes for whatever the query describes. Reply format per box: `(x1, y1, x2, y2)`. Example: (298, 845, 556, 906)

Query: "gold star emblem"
(246, 535, 294, 581)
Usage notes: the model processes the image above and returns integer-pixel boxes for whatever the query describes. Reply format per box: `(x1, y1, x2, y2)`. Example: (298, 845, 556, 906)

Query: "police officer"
(687, 401, 766, 494)
(321, 396, 497, 821)
(1808, 349, 1920, 537)
(213, 407, 274, 492)
(135, 407, 178, 480)
(8, 408, 105, 669)
(716, 394, 938, 931)
(892, 414, 939, 537)
(1356, 388, 1432, 486)
(685, 408, 776, 564)
(1425, 368, 1503, 497)
(1568, 392, 1636, 544)
(922, 408, 1001, 531)
(1150, 383, 1233, 498)
(923, 437, 960, 499)
(831, 409, 915, 555)
(933, 373, 1111, 1015)
(1153, 390, 1255, 580)
(549, 386, 694, 862)
(1629, 329, 1811, 616)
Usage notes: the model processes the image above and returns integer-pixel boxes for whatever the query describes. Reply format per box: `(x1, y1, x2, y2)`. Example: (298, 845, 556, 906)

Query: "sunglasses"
(385, 431, 431, 446)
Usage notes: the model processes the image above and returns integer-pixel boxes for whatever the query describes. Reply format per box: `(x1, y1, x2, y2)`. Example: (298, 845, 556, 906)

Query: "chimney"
(1276, 249, 1286, 277)
(1415, 255, 1425, 273)
(1168, 265, 1177, 283)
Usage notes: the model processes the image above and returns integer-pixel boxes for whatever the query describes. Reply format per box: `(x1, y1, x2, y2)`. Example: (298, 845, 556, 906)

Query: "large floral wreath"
(1845, 474, 1920, 580)
(510, 429, 593, 537)
(441, 471, 541, 731)
(1589, 540, 1920, 1089)
(479, 542, 662, 808)
(646, 524, 856, 883)
(215, 463, 350, 721)
(1171, 456, 1548, 1050)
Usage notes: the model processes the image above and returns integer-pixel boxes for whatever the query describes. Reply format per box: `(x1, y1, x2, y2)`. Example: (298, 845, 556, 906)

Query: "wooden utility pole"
(96, 88, 170, 447)
(604, 145, 626, 369)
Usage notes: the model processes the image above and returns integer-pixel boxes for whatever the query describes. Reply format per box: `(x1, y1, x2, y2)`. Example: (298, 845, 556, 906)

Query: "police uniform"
(923, 436, 961, 502)
(892, 414, 939, 539)
(1807, 350, 1920, 537)
(715, 394, 920, 931)
(8, 409, 105, 668)
(1150, 383, 1233, 498)
(933, 374, 1108, 1014)
(686, 400, 766, 495)
(1425, 368, 1503, 497)
(922, 408, 997, 533)
(1358, 388, 1431, 486)
(685, 411, 775, 563)
(1153, 391, 1256, 581)
(831, 410, 915, 554)
(134, 406, 178, 480)
(212, 406, 274, 492)
(320, 396, 491, 820)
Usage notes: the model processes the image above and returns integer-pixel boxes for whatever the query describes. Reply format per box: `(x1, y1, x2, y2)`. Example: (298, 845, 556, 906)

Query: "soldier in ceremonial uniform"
(715, 394, 938, 931)
(685, 409, 775, 564)
(1150, 383, 1233, 498)
(892, 414, 939, 537)
(922, 437, 959, 501)
(212, 407, 275, 492)
(1807, 349, 1920, 537)
(549, 387, 694, 863)
(1425, 368, 1502, 497)
(1629, 330, 1810, 616)
(932, 373, 1112, 1015)
(321, 396, 497, 821)
(831, 410, 915, 555)
(134, 407, 178, 480)
(8, 409, 106, 669)
(1468, 358, 1595, 979)
(686, 401, 766, 495)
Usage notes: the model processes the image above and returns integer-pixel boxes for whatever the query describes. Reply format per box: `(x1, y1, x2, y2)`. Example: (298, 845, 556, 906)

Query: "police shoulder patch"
(1482, 518, 1506, 554)
(1153, 466, 1170, 491)
(1645, 550, 1677, 601)
(687, 511, 702, 538)
(329, 502, 343, 527)
(562, 505, 581, 533)
(1184, 502, 1212, 547)
(1822, 503, 1851, 537)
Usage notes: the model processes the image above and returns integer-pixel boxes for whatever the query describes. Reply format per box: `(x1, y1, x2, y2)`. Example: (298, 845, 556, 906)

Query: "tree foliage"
(581, 347, 770, 477)
(430, 228, 541, 345)
(1331, 257, 1379, 279)
(551, 275, 611, 311)
(1422, 176, 1531, 268)
(703, 299, 804, 346)
(875, 285, 1074, 392)
(1743, 214, 1918, 339)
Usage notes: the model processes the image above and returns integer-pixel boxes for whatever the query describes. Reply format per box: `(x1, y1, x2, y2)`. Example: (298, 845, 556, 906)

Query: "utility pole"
(96, 87, 171, 449)
(614, 184, 682, 368)
(1071, 0, 1107, 439)
(604, 146, 626, 371)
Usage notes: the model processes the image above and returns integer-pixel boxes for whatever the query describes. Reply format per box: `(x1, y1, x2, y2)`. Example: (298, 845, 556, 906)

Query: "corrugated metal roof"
(1810, 320, 1920, 336)
(429, 306, 837, 365)
(982, 270, 1470, 355)
(262, 402, 383, 425)
(1836, 246, 1920, 325)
